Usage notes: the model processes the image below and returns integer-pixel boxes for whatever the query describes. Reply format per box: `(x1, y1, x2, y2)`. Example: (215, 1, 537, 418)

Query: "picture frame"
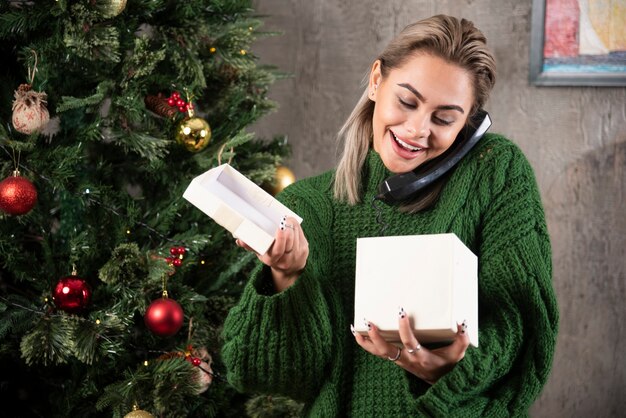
(529, 0, 626, 87)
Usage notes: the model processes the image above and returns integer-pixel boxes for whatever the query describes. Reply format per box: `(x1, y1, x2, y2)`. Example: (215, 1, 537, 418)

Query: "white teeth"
(392, 132, 422, 152)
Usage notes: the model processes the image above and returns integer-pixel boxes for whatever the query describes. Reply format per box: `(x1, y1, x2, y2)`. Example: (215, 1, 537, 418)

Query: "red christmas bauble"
(0, 173, 37, 215)
(52, 276, 92, 313)
(144, 298, 184, 337)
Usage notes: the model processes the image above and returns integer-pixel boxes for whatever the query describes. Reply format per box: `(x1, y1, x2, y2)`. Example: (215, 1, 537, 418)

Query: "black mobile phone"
(376, 109, 492, 203)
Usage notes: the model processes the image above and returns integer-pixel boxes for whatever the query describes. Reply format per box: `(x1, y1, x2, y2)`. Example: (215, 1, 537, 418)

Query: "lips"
(390, 130, 424, 152)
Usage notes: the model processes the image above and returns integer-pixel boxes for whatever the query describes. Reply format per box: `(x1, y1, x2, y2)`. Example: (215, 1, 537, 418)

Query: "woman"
(223, 15, 558, 417)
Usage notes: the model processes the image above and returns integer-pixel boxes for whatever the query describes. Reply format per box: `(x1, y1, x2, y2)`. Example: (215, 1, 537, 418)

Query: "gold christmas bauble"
(99, 0, 128, 18)
(175, 117, 212, 153)
(124, 409, 154, 418)
(265, 165, 296, 196)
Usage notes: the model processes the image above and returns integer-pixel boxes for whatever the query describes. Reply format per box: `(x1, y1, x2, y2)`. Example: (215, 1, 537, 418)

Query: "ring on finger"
(387, 346, 402, 362)
(284, 223, 295, 230)
(407, 343, 421, 354)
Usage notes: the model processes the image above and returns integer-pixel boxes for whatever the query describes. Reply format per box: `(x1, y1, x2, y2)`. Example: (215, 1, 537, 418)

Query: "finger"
(280, 216, 297, 253)
(235, 239, 258, 254)
(445, 320, 470, 361)
(263, 216, 289, 264)
(291, 221, 300, 253)
(274, 228, 297, 271)
(364, 320, 398, 359)
(350, 324, 368, 345)
(350, 324, 379, 354)
(398, 307, 422, 355)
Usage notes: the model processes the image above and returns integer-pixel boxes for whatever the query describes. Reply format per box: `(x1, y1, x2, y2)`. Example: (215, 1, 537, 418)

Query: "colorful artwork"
(542, 0, 626, 73)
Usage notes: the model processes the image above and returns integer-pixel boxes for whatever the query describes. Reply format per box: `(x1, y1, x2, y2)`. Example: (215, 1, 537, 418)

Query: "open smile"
(390, 130, 424, 152)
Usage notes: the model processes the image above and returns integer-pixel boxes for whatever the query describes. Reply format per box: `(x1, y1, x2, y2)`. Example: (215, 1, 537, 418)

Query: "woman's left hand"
(352, 308, 470, 384)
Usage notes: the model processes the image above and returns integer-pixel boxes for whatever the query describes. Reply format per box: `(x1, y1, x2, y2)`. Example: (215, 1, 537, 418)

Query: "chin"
(379, 151, 423, 173)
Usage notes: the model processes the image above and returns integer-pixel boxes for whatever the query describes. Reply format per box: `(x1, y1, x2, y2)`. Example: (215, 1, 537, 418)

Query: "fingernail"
(461, 320, 467, 334)
(399, 307, 406, 318)
(350, 324, 356, 335)
(363, 318, 371, 331)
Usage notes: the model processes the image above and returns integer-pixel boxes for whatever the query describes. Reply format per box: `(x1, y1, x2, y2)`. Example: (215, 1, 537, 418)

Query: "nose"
(406, 110, 430, 138)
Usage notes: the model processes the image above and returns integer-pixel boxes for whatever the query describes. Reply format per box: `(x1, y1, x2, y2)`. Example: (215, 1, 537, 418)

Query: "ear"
(369, 60, 382, 101)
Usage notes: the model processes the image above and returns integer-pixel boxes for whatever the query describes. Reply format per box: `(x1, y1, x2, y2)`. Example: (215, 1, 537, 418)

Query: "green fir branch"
(57, 81, 113, 113)
(112, 131, 171, 162)
(208, 252, 255, 292)
(98, 243, 148, 285)
(20, 314, 77, 366)
(0, 4, 56, 39)
(120, 37, 166, 89)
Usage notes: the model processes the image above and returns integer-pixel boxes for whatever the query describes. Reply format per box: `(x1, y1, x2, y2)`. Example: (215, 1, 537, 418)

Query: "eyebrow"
(397, 83, 465, 114)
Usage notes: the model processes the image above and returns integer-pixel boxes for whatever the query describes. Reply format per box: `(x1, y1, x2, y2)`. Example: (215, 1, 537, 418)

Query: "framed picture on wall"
(529, 0, 626, 86)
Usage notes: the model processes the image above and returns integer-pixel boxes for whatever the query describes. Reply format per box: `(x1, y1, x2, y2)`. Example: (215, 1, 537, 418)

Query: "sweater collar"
(362, 149, 392, 197)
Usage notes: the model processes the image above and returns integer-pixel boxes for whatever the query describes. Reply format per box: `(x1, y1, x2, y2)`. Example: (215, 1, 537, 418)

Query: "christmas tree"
(0, 1, 301, 416)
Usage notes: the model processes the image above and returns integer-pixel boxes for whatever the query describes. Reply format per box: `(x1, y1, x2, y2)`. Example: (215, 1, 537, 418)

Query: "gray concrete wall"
(250, 1, 626, 416)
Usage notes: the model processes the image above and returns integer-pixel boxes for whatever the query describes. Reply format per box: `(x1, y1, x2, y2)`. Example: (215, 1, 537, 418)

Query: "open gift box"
(353, 233, 478, 347)
(183, 164, 302, 255)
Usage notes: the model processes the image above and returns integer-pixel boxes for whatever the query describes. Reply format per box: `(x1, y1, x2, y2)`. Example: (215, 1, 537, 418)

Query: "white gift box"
(183, 164, 302, 255)
(353, 233, 478, 347)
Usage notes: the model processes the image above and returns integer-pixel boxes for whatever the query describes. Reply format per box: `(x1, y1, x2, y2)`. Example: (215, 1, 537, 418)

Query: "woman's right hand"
(235, 216, 308, 292)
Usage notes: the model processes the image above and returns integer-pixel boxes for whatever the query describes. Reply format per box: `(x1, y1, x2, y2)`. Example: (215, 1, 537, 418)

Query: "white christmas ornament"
(193, 360, 213, 394)
(12, 84, 50, 135)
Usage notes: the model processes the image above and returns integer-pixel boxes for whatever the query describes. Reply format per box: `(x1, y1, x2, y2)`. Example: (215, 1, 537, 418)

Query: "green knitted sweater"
(222, 134, 559, 417)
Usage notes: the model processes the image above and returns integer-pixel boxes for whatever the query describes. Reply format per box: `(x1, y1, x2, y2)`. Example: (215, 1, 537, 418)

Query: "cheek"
(432, 128, 462, 154)
(373, 102, 403, 133)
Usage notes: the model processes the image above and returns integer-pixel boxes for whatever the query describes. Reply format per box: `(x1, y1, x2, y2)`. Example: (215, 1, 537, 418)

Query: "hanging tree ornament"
(144, 292, 184, 337)
(12, 51, 49, 135)
(189, 355, 213, 394)
(52, 267, 92, 313)
(97, 0, 128, 18)
(173, 91, 211, 153)
(0, 170, 37, 216)
(0, 151, 37, 216)
(145, 273, 184, 337)
(123, 405, 154, 418)
(264, 165, 296, 196)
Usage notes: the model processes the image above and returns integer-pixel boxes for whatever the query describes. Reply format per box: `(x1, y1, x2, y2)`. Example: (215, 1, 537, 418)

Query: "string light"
(209, 47, 216, 53)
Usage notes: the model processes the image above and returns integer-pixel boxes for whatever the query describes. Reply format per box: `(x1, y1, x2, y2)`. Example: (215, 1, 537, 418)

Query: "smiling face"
(369, 53, 475, 173)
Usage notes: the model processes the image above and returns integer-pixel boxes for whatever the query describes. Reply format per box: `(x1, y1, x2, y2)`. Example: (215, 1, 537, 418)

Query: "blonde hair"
(333, 15, 496, 211)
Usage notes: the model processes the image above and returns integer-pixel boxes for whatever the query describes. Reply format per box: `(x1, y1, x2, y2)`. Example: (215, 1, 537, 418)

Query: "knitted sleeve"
(415, 139, 559, 417)
(221, 178, 334, 402)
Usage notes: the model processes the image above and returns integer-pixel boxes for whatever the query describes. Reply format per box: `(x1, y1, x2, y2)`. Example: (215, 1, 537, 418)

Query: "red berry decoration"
(172, 258, 182, 267)
(53, 274, 92, 313)
(166, 91, 192, 114)
(144, 296, 184, 337)
(0, 171, 37, 215)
